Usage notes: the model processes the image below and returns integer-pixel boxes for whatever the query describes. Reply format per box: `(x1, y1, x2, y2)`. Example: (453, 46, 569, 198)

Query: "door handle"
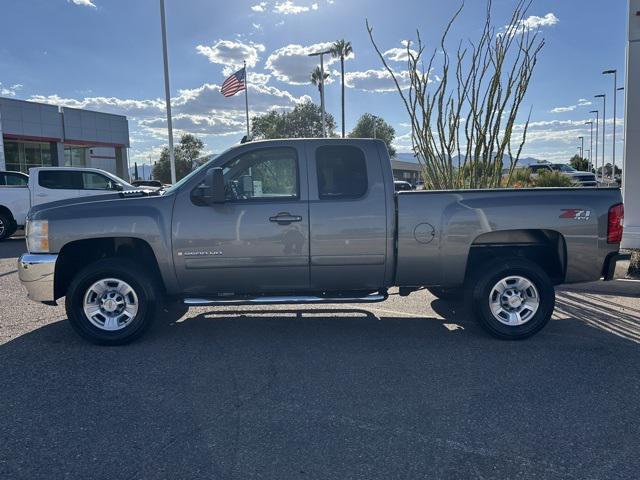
(269, 212, 302, 225)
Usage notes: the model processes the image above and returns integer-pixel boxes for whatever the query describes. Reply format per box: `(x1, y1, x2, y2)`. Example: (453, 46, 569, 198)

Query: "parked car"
(394, 180, 414, 191)
(18, 139, 627, 345)
(131, 179, 165, 191)
(548, 163, 597, 187)
(0, 167, 136, 240)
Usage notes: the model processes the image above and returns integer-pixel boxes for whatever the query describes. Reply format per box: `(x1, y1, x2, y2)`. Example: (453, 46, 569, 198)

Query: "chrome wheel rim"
(83, 278, 139, 331)
(0, 218, 5, 237)
(489, 275, 540, 326)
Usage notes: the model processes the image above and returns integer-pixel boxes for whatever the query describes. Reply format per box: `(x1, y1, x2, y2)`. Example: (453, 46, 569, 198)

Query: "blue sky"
(0, 0, 629, 167)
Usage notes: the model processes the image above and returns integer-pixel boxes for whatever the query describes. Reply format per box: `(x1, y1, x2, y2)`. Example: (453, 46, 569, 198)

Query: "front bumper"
(603, 252, 631, 281)
(17, 253, 58, 303)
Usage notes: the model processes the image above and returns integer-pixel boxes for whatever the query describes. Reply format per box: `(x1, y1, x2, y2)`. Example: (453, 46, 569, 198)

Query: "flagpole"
(244, 60, 250, 138)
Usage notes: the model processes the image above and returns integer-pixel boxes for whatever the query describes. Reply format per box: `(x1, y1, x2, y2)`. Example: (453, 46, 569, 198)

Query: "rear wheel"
(468, 259, 555, 340)
(65, 258, 158, 345)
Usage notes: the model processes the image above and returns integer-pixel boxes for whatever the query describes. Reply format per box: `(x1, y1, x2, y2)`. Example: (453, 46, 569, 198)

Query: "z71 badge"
(560, 209, 591, 220)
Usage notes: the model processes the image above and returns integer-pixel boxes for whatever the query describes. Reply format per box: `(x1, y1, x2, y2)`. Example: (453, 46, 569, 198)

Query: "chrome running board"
(183, 292, 388, 306)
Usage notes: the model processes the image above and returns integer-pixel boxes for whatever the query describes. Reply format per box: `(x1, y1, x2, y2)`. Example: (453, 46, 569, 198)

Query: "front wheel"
(0, 212, 16, 241)
(468, 259, 555, 340)
(65, 259, 158, 345)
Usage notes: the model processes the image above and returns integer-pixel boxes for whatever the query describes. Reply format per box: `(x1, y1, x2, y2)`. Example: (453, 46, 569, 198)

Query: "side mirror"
(113, 183, 124, 191)
(203, 167, 225, 203)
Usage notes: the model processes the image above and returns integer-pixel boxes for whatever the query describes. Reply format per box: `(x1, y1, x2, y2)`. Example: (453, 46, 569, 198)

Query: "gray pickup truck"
(18, 139, 627, 344)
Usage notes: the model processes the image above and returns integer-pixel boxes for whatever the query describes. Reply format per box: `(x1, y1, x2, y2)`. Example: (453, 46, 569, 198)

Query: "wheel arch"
(54, 237, 166, 300)
(465, 229, 567, 285)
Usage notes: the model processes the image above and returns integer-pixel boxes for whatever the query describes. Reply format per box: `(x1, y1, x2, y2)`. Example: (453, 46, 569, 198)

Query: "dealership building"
(0, 97, 130, 178)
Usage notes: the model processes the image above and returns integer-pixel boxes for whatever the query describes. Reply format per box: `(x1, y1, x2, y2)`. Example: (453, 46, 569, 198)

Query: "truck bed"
(395, 187, 622, 287)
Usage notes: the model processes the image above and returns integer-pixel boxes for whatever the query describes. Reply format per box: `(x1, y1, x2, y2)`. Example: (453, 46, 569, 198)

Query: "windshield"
(552, 164, 576, 173)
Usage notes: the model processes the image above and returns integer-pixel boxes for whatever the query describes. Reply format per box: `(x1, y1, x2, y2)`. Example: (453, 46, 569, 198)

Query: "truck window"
(5, 173, 28, 186)
(82, 172, 114, 190)
(39, 171, 83, 190)
(316, 146, 367, 199)
(222, 147, 298, 201)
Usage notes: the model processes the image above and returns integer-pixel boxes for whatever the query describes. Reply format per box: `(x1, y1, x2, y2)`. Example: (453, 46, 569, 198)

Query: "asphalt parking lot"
(1, 237, 640, 479)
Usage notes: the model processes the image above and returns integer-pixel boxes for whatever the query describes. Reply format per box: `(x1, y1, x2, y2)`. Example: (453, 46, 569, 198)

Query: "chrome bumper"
(603, 253, 631, 281)
(17, 253, 58, 303)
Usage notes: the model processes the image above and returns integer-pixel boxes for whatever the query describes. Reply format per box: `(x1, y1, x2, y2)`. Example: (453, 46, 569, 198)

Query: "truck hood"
(28, 189, 163, 218)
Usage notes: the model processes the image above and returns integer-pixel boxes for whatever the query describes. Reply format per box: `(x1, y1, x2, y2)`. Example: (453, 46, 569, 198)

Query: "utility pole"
(309, 49, 332, 137)
(585, 121, 594, 172)
(160, 0, 176, 184)
(603, 69, 618, 176)
(595, 94, 607, 182)
(590, 110, 599, 180)
(578, 136, 584, 163)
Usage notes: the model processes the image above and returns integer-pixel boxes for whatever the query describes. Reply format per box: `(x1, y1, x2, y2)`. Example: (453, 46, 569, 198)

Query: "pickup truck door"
(306, 142, 390, 291)
(172, 145, 310, 296)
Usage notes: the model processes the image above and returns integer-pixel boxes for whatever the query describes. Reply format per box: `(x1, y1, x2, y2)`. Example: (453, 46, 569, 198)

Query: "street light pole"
(595, 94, 606, 181)
(578, 136, 584, 161)
(585, 121, 593, 172)
(603, 69, 618, 178)
(159, 0, 176, 184)
(590, 110, 599, 180)
(308, 49, 332, 138)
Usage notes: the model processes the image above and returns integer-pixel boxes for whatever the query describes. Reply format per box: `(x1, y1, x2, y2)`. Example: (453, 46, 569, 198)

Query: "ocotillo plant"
(367, 0, 545, 189)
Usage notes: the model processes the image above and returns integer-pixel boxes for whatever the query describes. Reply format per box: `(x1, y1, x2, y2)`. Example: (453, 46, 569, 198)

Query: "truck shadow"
(0, 237, 26, 260)
(1, 302, 640, 478)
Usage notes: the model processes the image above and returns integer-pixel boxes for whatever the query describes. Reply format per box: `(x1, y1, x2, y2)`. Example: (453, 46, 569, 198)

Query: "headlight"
(26, 219, 49, 253)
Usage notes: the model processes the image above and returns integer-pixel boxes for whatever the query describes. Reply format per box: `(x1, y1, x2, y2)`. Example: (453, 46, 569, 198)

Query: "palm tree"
(310, 66, 329, 95)
(331, 39, 353, 138)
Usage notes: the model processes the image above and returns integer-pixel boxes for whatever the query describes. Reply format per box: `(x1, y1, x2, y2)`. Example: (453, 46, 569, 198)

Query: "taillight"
(607, 203, 624, 244)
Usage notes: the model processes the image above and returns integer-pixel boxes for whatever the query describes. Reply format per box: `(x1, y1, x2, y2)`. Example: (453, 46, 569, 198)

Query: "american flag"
(221, 67, 246, 97)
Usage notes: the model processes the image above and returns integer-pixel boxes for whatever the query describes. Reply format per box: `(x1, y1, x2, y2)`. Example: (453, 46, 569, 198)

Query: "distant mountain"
(394, 152, 546, 168)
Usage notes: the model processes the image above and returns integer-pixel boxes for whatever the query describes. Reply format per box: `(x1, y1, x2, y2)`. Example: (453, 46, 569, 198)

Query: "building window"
(64, 147, 87, 167)
(2, 140, 53, 173)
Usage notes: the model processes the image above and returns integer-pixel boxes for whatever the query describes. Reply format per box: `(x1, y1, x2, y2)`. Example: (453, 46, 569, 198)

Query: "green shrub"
(508, 168, 533, 187)
(534, 170, 576, 187)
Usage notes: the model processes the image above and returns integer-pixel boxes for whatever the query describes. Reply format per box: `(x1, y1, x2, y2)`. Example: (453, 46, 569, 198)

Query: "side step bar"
(183, 291, 388, 306)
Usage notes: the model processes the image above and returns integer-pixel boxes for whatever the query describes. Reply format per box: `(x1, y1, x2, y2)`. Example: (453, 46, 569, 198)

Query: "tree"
(331, 39, 353, 138)
(349, 113, 396, 157)
(367, 0, 545, 189)
(251, 102, 336, 139)
(152, 133, 205, 184)
(569, 155, 589, 172)
(310, 66, 329, 96)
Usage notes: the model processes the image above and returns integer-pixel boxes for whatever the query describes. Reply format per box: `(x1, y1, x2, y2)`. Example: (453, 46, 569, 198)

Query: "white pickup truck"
(0, 167, 135, 240)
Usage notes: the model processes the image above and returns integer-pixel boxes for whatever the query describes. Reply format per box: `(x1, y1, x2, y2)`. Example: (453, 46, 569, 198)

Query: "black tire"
(427, 287, 464, 301)
(65, 258, 159, 345)
(0, 212, 16, 241)
(467, 258, 555, 340)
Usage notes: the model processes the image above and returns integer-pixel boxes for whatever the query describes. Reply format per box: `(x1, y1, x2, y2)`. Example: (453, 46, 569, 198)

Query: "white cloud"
(251, 2, 267, 12)
(550, 105, 576, 113)
(273, 1, 313, 14)
(520, 13, 559, 29)
(196, 40, 265, 70)
(265, 42, 346, 85)
(550, 98, 592, 114)
(344, 69, 411, 92)
(68, 0, 96, 7)
(0, 83, 23, 97)
(27, 94, 164, 117)
(503, 12, 558, 35)
(383, 41, 418, 62)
